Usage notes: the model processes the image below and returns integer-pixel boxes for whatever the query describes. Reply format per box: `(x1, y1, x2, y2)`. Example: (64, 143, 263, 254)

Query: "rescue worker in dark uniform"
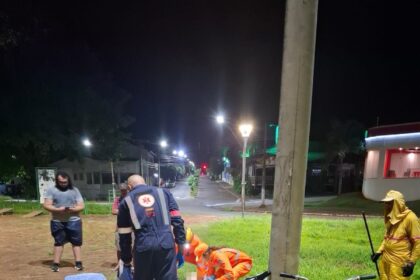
(117, 174, 186, 280)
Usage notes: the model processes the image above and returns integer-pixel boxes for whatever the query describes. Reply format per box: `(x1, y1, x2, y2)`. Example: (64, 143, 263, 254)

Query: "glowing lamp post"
(82, 138, 92, 148)
(239, 123, 253, 217)
(158, 140, 168, 185)
(216, 114, 225, 124)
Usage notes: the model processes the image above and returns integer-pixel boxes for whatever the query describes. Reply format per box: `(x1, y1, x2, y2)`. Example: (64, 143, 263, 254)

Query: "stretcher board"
(186, 272, 197, 280)
(0, 208, 13, 215)
(22, 210, 43, 218)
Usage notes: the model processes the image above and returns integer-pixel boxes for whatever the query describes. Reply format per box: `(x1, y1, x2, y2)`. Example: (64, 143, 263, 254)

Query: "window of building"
(120, 173, 132, 183)
(364, 150, 379, 179)
(101, 172, 113, 184)
(311, 168, 322, 176)
(74, 173, 78, 181)
(79, 173, 84, 181)
(86, 173, 92, 184)
(384, 148, 420, 178)
(93, 172, 100, 184)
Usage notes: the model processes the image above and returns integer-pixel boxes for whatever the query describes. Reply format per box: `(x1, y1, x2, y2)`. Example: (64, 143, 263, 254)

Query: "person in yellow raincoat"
(371, 190, 420, 279)
(195, 244, 252, 280)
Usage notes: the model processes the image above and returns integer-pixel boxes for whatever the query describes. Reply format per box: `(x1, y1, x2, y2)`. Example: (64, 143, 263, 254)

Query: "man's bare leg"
(53, 246, 64, 264)
(72, 245, 82, 262)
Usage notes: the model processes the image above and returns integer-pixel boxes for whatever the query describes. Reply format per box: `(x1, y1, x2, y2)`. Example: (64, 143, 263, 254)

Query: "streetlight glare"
(160, 140, 168, 148)
(173, 150, 178, 155)
(82, 138, 92, 147)
(216, 114, 225, 124)
(178, 150, 185, 157)
(239, 124, 253, 138)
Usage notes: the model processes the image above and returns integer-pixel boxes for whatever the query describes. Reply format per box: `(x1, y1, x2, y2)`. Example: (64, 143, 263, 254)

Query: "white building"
(363, 122, 420, 201)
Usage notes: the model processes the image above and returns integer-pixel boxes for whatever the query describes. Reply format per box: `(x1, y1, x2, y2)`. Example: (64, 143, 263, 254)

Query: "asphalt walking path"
(174, 176, 366, 219)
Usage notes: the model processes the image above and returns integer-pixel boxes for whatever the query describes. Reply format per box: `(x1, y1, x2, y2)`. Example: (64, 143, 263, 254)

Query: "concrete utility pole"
(110, 160, 116, 200)
(261, 123, 267, 207)
(269, 0, 318, 279)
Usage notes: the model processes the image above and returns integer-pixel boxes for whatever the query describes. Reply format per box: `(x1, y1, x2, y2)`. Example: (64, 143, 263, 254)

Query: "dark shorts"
(50, 219, 83, 246)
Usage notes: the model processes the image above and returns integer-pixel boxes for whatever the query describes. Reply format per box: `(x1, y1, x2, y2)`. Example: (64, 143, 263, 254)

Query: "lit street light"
(239, 123, 253, 217)
(158, 139, 168, 184)
(216, 114, 225, 124)
(215, 114, 242, 146)
(160, 140, 168, 148)
(82, 137, 116, 199)
(82, 138, 92, 147)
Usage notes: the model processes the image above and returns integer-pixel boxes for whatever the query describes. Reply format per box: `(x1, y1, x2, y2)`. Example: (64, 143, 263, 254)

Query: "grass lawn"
(0, 195, 112, 214)
(178, 215, 420, 279)
(2, 194, 420, 278)
(3, 192, 420, 216)
(305, 192, 420, 216)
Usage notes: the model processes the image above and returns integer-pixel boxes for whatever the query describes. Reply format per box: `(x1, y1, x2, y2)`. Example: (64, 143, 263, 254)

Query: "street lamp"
(82, 137, 118, 200)
(178, 150, 185, 157)
(216, 114, 225, 124)
(215, 114, 242, 146)
(160, 140, 168, 148)
(239, 123, 253, 217)
(82, 138, 92, 148)
(158, 139, 168, 185)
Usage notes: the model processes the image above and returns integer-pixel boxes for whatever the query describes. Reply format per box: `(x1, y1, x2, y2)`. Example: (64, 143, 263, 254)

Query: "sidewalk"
(209, 181, 373, 218)
(213, 180, 336, 207)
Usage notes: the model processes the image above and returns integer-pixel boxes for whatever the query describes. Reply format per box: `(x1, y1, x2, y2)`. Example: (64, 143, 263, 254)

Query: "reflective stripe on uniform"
(157, 188, 170, 225)
(233, 249, 240, 264)
(118, 227, 133, 234)
(125, 196, 141, 230)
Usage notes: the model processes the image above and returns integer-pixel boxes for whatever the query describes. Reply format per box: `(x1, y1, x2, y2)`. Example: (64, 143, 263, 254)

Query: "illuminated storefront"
(363, 122, 420, 201)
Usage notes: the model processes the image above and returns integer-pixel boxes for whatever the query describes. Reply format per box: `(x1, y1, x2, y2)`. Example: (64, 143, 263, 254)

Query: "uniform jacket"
(378, 195, 420, 266)
(117, 184, 186, 264)
(206, 248, 252, 280)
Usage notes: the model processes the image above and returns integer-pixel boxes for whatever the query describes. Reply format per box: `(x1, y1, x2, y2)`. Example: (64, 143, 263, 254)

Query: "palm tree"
(324, 119, 365, 195)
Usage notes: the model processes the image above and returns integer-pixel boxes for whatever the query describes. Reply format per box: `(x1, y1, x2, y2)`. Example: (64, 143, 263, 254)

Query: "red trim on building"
(383, 150, 391, 178)
(368, 122, 420, 137)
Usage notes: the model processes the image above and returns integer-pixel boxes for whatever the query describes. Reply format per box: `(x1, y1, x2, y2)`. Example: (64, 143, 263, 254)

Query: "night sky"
(1, 0, 420, 161)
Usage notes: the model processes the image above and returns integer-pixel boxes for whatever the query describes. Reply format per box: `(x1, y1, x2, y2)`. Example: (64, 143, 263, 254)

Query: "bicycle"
(244, 270, 376, 280)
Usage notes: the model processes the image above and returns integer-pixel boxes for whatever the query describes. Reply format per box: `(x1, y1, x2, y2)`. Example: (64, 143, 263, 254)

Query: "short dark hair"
(55, 171, 73, 189)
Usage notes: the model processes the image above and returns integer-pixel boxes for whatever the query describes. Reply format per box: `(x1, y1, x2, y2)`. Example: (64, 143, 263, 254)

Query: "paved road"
(170, 175, 337, 217)
(170, 176, 241, 217)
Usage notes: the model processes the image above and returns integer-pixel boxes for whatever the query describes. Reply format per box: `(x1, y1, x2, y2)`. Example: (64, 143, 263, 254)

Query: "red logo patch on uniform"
(145, 207, 155, 217)
(138, 194, 155, 207)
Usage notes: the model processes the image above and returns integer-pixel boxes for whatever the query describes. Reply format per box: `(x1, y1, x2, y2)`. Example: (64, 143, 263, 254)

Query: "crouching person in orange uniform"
(195, 244, 252, 280)
(183, 228, 207, 279)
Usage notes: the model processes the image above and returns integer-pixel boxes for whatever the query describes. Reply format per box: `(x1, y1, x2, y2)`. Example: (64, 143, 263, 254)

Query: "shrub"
(188, 172, 200, 197)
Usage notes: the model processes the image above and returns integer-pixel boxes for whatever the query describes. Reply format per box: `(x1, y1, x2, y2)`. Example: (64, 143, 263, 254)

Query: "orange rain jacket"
(184, 231, 207, 279)
(184, 232, 204, 264)
(206, 248, 252, 280)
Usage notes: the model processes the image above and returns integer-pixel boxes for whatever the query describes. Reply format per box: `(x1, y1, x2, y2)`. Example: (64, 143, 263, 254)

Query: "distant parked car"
(5, 184, 23, 196)
(0, 182, 6, 195)
(164, 180, 176, 188)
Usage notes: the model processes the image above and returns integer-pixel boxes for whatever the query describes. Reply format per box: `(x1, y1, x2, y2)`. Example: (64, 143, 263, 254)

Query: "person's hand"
(402, 262, 415, 276)
(370, 252, 381, 263)
(176, 251, 184, 269)
(177, 243, 184, 255)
